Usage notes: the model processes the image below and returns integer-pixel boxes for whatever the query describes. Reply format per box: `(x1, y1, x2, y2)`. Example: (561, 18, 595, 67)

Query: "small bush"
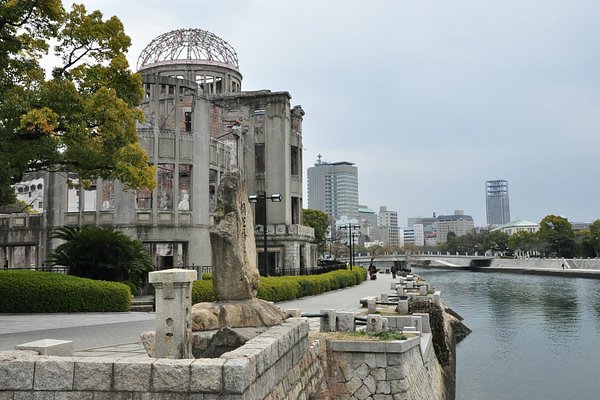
(192, 279, 217, 303)
(0, 270, 131, 312)
(191, 268, 367, 304)
(201, 272, 213, 280)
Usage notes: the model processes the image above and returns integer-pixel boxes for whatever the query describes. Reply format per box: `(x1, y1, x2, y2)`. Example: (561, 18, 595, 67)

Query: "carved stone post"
(149, 268, 197, 359)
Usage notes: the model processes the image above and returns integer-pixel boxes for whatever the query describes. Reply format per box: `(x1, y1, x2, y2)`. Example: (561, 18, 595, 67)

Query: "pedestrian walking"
(391, 263, 398, 279)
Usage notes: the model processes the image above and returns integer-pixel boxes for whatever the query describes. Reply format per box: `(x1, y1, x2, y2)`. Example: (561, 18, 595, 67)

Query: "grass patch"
(327, 330, 409, 341)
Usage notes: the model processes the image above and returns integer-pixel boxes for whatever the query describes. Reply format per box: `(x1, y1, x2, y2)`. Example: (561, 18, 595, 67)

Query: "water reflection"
(588, 281, 600, 328)
(413, 267, 600, 400)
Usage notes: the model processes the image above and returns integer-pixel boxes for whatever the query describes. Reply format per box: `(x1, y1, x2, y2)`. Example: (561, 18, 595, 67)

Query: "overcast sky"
(80, 0, 600, 226)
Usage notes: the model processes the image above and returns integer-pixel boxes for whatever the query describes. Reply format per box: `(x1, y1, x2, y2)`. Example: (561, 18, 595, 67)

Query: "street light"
(340, 223, 360, 270)
(248, 192, 282, 276)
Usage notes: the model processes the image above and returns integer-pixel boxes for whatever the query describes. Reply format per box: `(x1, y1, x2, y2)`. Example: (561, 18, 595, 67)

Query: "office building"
(307, 156, 359, 221)
(375, 206, 399, 246)
(486, 179, 510, 226)
(436, 210, 475, 243)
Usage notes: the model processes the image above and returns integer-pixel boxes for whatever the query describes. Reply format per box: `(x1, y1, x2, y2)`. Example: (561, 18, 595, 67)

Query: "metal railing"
(3, 266, 69, 274)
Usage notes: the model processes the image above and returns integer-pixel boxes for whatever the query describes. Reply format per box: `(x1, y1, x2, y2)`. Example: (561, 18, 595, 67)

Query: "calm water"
(412, 267, 600, 400)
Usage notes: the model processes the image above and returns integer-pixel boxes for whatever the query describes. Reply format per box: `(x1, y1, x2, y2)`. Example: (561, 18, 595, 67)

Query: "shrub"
(0, 270, 131, 312)
(191, 268, 367, 304)
(257, 277, 300, 302)
(192, 279, 217, 303)
(201, 272, 213, 280)
(48, 226, 153, 289)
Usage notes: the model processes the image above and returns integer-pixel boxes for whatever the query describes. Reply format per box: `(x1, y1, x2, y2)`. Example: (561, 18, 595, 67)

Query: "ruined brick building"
(0, 28, 317, 274)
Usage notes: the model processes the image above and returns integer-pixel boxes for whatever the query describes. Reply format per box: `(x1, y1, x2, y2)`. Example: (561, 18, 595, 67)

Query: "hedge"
(0, 270, 132, 313)
(192, 267, 367, 304)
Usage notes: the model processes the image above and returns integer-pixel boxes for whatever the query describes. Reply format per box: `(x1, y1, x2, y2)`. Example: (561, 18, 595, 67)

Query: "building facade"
(491, 219, 539, 236)
(307, 156, 359, 221)
(400, 224, 424, 248)
(376, 206, 399, 246)
(486, 179, 510, 226)
(436, 210, 475, 243)
(0, 28, 316, 274)
(358, 205, 377, 244)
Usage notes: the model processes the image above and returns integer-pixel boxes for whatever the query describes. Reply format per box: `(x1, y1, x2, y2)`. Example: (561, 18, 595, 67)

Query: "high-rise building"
(376, 206, 399, 246)
(307, 156, 359, 221)
(486, 179, 510, 226)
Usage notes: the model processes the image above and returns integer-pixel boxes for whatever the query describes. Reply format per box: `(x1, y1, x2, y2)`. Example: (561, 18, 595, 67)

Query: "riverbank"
(412, 266, 600, 400)
(425, 258, 600, 279)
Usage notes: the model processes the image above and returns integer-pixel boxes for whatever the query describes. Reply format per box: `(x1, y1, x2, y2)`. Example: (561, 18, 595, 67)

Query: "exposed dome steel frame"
(137, 28, 239, 71)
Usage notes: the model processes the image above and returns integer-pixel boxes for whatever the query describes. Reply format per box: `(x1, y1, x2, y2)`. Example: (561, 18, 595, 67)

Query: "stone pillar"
(336, 312, 356, 332)
(149, 268, 197, 359)
(396, 299, 409, 315)
(367, 299, 377, 314)
(320, 309, 337, 332)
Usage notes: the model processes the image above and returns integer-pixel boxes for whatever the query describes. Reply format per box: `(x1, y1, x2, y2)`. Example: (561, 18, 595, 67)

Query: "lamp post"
(340, 223, 360, 270)
(249, 192, 282, 276)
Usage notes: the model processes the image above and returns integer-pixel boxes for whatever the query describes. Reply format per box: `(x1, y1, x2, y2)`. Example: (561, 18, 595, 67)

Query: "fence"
(2, 266, 69, 274)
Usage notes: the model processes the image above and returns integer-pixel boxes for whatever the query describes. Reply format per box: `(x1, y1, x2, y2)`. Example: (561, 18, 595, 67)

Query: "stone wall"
(490, 258, 600, 270)
(0, 318, 326, 400)
(0, 313, 461, 400)
(322, 333, 446, 400)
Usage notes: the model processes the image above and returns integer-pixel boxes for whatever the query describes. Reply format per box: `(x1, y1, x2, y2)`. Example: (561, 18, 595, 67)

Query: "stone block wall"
(323, 334, 447, 400)
(0, 318, 325, 400)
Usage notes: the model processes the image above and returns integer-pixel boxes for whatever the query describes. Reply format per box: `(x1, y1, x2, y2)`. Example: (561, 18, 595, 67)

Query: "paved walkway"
(0, 273, 396, 358)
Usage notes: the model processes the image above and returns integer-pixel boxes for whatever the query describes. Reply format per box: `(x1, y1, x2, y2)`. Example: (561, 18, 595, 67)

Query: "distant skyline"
(77, 0, 600, 226)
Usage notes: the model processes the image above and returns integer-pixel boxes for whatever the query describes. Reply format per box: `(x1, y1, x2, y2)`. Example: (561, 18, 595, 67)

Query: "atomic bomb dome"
(137, 28, 242, 93)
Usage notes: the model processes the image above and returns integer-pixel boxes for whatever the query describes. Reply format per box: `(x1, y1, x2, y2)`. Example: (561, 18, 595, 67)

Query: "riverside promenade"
(0, 272, 393, 357)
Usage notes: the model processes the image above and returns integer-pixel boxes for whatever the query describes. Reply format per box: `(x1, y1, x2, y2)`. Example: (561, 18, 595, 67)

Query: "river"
(412, 267, 600, 400)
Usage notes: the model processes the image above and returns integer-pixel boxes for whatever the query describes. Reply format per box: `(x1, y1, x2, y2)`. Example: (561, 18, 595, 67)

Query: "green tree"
(483, 230, 509, 253)
(0, 1, 155, 206)
(302, 209, 329, 253)
(573, 229, 596, 258)
(590, 219, 600, 257)
(538, 215, 574, 257)
(445, 232, 459, 253)
(508, 231, 540, 255)
(48, 226, 153, 288)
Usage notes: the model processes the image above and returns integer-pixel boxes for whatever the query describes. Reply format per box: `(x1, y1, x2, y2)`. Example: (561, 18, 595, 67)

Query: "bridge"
(347, 253, 494, 270)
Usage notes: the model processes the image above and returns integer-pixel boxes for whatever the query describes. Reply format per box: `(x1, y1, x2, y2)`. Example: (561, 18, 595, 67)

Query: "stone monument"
(209, 171, 260, 301)
(142, 172, 286, 358)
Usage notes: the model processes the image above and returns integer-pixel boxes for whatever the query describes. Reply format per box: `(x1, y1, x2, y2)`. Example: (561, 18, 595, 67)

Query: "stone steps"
(131, 299, 154, 312)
